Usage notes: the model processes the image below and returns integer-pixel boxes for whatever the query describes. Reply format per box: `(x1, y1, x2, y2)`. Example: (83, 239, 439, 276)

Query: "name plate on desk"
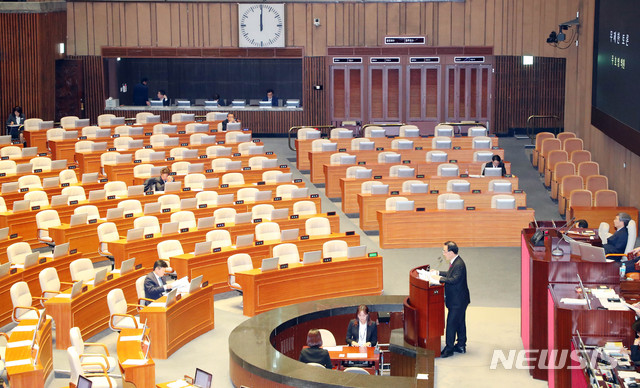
(69, 200, 78, 205)
(68, 165, 76, 169)
(180, 227, 189, 233)
(135, 264, 143, 269)
(107, 195, 116, 200)
(199, 155, 208, 159)
(376, 147, 384, 151)
(492, 146, 500, 150)
(182, 187, 191, 192)
(0, 156, 8, 160)
(346, 231, 355, 236)
(19, 187, 29, 192)
(82, 285, 88, 292)
(323, 257, 332, 263)
(279, 164, 288, 168)
(220, 184, 229, 188)
(125, 213, 134, 218)
(34, 168, 43, 173)
(145, 132, 152, 136)
(134, 160, 142, 163)
(266, 151, 274, 155)
(294, 179, 303, 183)
(274, 197, 282, 201)
(449, 160, 458, 163)
(310, 194, 319, 198)
(233, 153, 241, 157)
(466, 207, 476, 210)
(374, 176, 382, 179)
(216, 223, 225, 228)
(290, 214, 299, 219)
(169, 172, 177, 176)
(368, 252, 379, 257)
(430, 190, 439, 194)
(257, 181, 265, 185)
(453, 146, 461, 150)
(162, 208, 171, 213)
(253, 218, 262, 223)
(327, 211, 336, 216)
(144, 145, 152, 149)
(10, 268, 17, 274)
(403, 160, 411, 164)
(10, 233, 18, 239)
(198, 204, 207, 209)
(181, 143, 188, 147)
(416, 207, 425, 211)
(235, 200, 244, 204)
(100, 178, 108, 183)
(213, 248, 221, 253)
(390, 191, 399, 195)
(505, 174, 513, 178)
(0, 173, 5, 177)
(79, 136, 87, 140)
(89, 219, 98, 224)
(31, 205, 40, 211)
(202, 281, 209, 287)
(108, 147, 117, 151)
(255, 240, 264, 246)
(472, 189, 481, 194)
(415, 146, 423, 150)
(416, 174, 425, 178)
(279, 263, 288, 269)
(70, 249, 78, 254)
(166, 157, 175, 161)
(107, 274, 114, 280)
(145, 191, 153, 195)
(178, 131, 186, 134)
(339, 148, 347, 152)
(243, 167, 251, 171)
(358, 161, 366, 165)
(145, 233, 153, 239)
(217, 141, 225, 144)
(300, 235, 309, 240)
(514, 189, 523, 193)
(112, 134, 120, 138)
(518, 206, 527, 210)
(460, 174, 469, 178)
(206, 169, 214, 173)
(39, 257, 47, 264)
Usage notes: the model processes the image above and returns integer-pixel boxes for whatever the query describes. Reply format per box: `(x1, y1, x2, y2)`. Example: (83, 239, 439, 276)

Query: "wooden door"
(55, 59, 84, 121)
(331, 65, 364, 123)
(369, 66, 401, 123)
(406, 65, 441, 132)
(445, 65, 492, 124)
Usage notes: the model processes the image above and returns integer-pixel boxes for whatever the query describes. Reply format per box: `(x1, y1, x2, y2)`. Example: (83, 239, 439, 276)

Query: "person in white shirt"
(144, 260, 173, 301)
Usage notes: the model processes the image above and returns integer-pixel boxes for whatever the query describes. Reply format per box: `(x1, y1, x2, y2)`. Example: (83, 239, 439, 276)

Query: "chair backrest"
(60, 116, 79, 129)
(189, 133, 207, 145)
(24, 118, 43, 131)
(101, 151, 121, 167)
(577, 161, 599, 179)
(431, 136, 452, 149)
(170, 210, 196, 229)
(206, 230, 232, 248)
(323, 240, 348, 258)
(118, 199, 143, 214)
(563, 137, 583, 154)
(222, 172, 245, 186)
(434, 124, 453, 137)
(346, 166, 366, 178)
(377, 151, 398, 164)
(330, 128, 352, 139)
(468, 126, 487, 137)
(568, 189, 593, 208)
(69, 326, 86, 354)
(150, 134, 169, 147)
(227, 253, 253, 288)
(39, 267, 61, 297)
(293, 200, 317, 215)
(364, 126, 384, 138)
(75, 140, 94, 153)
(553, 162, 576, 181)
(97, 222, 119, 252)
(594, 189, 618, 207)
(570, 150, 591, 165)
(74, 205, 100, 221)
(237, 187, 259, 202)
(249, 156, 268, 170)
(8, 242, 32, 265)
(24, 190, 49, 207)
(70, 258, 94, 282)
(540, 138, 561, 156)
(437, 163, 459, 176)
(318, 329, 337, 347)
(0, 159, 17, 174)
(255, 222, 281, 241)
(61, 186, 86, 202)
(171, 161, 190, 175)
(559, 175, 584, 196)
(446, 179, 470, 192)
(585, 175, 608, 194)
(104, 181, 127, 196)
(535, 132, 555, 151)
(158, 194, 181, 210)
(361, 180, 383, 194)
(196, 191, 219, 207)
(238, 142, 253, 155)
(59, 169, 78, 184)
(273, 243, 300, 264)
(472, 136, 492, 149)
(184, 173, 206, 190)
(425, 151, 448, 162)
(214, 207, 236, 223)
(133, 164, 153, 178)
(30, 156, 52, 172)
(18, 174, 42, 189)
(311, 139, 331, 151)
(305, 217, 331, 236)
(275, 184, 298, 200)
(344, 367, 370, 375)
(546, 150, 568, 170)
(97, 114, 116, 127)
(10, 281, 33, 315)
(46, 128, 65, 141)
(437, 193, 461, 209)
(386, 196, 409, 210)
(133, 216, 160, 235)
(491, 194, 516, 209)
(252, 204, 275, 221)
(169, 147, 189, 159)
(626, 220, 637, 254)
(297, 127, 320, 140)
(399, 124, 420, 137)
(157, 240, 184, 260)
(136, 275, 146, 302)
(36, 209, 61, 229)
(107, 288, 128, 326)
(0, 146, 22, 159)
(262, 170, 283, 184)
(136, 112, 154, 124)
(556, 131, 576, 143)
(401, 180, 423, 193)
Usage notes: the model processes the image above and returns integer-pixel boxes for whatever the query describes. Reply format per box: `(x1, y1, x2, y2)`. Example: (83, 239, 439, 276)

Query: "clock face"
(238, 4, 285, 48)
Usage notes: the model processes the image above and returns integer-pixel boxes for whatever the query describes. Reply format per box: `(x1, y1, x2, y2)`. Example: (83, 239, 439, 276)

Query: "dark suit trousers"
(445, 306, 467, 349)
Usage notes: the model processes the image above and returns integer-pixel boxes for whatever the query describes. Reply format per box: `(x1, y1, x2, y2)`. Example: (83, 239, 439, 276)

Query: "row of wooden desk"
(5, 318, 53, 388)
(310, 147, 506, 183)
(296, 135, 499, 170)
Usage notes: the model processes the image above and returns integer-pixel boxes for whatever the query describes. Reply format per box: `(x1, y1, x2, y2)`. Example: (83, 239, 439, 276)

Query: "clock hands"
(259, 5, 263, 32)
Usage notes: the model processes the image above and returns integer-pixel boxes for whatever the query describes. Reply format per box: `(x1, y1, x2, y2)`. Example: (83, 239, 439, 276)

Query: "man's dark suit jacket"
(299, 346, 333, 369)
(133, 83, 149, 106)
(604, 226, 628, 256)
(482, 161, 507, 176)
(440, 256, 471, 309)
(262, 97, 279, 107)
(144, 272, 166, 300)
(6, 114, 24, 127)
(161, 97, 169, 106)
(144, 176, 166, 193)
(221, 119, 234, 131)
(345, 320, 378, 346)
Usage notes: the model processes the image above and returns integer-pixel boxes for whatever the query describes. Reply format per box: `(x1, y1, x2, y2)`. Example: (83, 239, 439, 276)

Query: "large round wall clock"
(238, 3, 285, 48)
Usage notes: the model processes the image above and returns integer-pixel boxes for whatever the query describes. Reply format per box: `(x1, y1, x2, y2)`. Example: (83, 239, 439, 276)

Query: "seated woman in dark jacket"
(346, 304, 378, 347)
(299, 329, 333, 369)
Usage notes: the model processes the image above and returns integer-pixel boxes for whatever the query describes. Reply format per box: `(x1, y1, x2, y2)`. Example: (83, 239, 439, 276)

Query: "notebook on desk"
(23, 252, 39, 269)
(0, 263, 9, 277)
(193, 368, 213, 388)
(69, 213, 87, 226)
(281, 228, 299, 242)
(347, 245, 367, 258)
(12, 200, 30, 212)
(194, 241, 212, 256)
(50, 195, 68, 207)
(579, 244, 607, 262)
(126, 228, 144, 242)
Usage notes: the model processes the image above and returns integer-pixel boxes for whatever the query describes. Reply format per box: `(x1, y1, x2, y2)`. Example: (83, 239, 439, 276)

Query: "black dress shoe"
(453, 345, 466, 353)
(441, 349, 454, 358)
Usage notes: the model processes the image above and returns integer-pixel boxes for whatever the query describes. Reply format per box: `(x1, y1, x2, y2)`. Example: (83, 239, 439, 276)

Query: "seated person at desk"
(602, 212, 631, 257)
(157, 90, 170, 106)
(221, 113, 238, 131)
(481, 155, 507, 176)
(144, 260, 173, 301)
(212, 93, 224, 106)
(263, 89, 279, 107)
(144, 167, 174, 193)
(346, 304, 377, 347)
(299, 329, 333, 369)
(574, 219, 589, 228)
(6, 105, 24, 140)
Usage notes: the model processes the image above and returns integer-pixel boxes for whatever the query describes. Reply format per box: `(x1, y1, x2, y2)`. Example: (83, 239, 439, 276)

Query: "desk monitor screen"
(128, 139, 144, 149)
(484, 167, 503, 177)
(150, 100, 163, 107)
(176, 100, 190, 107)
(474, 139, 491, 149)
(475, 151, 493, 162)
(451, 182, 470, 192)
(51, 158, 68, 171)
(77, 375, 92, 388)
(143, 203, 160, 215)
(430, 152, 448, 162)
(213, 112, 228, 120)
(95, 129, 111, 138)
(202, 178, 220, 190)
(181, 114, 195, 122)
(53, 242, 70, 259)
(302, 250, 322, 264)
(396, 140, 414, 150)
(116, 154, 132, 164)
(358, 141, 375, 151)
(0, 135, 9, 145)
(13, 199, 30, 212)
(275, 172, 293, 183)
(226, 122, 241, 131)
(70, 213, 88, 226)
(183, 150, 199, 160)
(197, 216, 215, 229)
(162, 125, 177, 134)
(262, 159, 278, 169)
(91, 141, 108, 152)
(42, 177, 60, 188)
(22, 147, 38, 158)
(355, 169, 372, 179)
(38, 121, 54, 130)
(410, 183, 429, 194)
(70, 281, 84, 298)
(281, 228, 299, 242)
(235, 234, 254, 248)
(384, 154, 401, 164)
(82, 172, 99, 184)
(492, 181, 512, 193)
(1, 182, 17, 193)
(271, 208, 288, 220)
(194, 242, 212, 256)
(0, 263, 9, 278)
(107, 207, 124, 220)
(0, 227, 8, 240)
(164, 182, 181, 193)
(216, 194, 234, 205)
(201, 135, 217, 145)
(569, 239, 590, 256)
(180, 198, 197, 210)
(164, 138, 179, 147)
(235, 133, 251, 143)
(395, 200, 415, 211)
(259, 101, 272, 108)
(369, 129, 386, 138)
(93, 268, 108, 286)
(193, 124, 209, 133)
(189, 275, 204, 293)
(128, 185, 144, 197)
(321, 143, 338, 152)
(165, 288, 178, 307)
(161, 222, 179, 235)
(127, 228, 144, 242)
(435, 139, 452, 149)
(204, 101, 218, 108)
(291, 188, 308, 199)
(579, 244, 607, 262)
(150, 151, 166, 162)
(226, 161, 242, 171)
(371, 184, 389, 195)
(110, 117, 125, 126)
(440, 166, 459, 177)
(24, 252, 39, 269)
(129, 127, 143, 136)
(75, 119, 90, 128)
(261, 257, 279, 272)
(63, 130, 79, 140)
(16, 163, 33, 174)
(444, 199, 464, 210)
(235, 212, 252, 225)
(347, 245, 367, 258)
(194, 368, 213, 388)
(403, 128, 419, 137)
(495, 197, 516, 209)
(120, 258, 135, 274)
(51, 195, 69, 207)
(255, 190, 272, 202)
(397, 168, 415, 178)
(249, 145, 264, 155)
(436, 128, 454, 137)
(146, 115, 161, 124)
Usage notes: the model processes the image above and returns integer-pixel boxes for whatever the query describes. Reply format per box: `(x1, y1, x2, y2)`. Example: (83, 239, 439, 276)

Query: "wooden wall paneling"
(387, 3, 400, 37)
(137, 3, 151, 47)
(325, 3, 335, 49)
(404, 3, 421, 36)
(450, 2, 465, 46)
(67, 3, 76, 56)
(311, 4, 327, 57)
(437, 3, 451, 46)
(484, 0, 494, 47)
(156, 3, 171, 47)
(93, 2, 108, 56)
(75, 2, 88, 56)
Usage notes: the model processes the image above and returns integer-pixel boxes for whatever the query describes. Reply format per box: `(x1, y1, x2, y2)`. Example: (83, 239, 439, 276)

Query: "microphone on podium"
(551, 217, 576, 256)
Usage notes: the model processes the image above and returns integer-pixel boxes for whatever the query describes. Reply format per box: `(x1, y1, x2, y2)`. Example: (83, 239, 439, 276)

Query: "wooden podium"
(404, 265, 445, 357)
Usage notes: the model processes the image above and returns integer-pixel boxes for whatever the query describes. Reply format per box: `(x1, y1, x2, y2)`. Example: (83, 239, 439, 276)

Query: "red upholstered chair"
(538, 138, 561, 174)
(544, 150, 568, 188)
(594, 189, 618, 207)
(577, 161, 600, 179)
(558, 175, 583, 215)
(562, 137, 583, 155)
(532, 132, 555, 168)
(551, 162, 575, 200)
(570, 149, 591, 165)
(556, 131, 576, 144)
(568, 189, 593, 211)
(585, 175, 608, 196)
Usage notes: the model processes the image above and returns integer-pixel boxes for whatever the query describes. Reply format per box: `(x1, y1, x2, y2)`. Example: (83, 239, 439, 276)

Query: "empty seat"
(323, 240, 348, 258)
(0, 146, 22, 160)
(60, 116, 79, 129)
(311, 139, 331, 151)
(491, 194, 516, 209)
(171, 161, 190, 176)
(399, 125, 419, 137)
(385, 196, 409, 210)
(30, 156, 52, 173)
(24, 118, 43, 131)
(170, 211, 196, 229)
(389, 165, 413, 178)
(468, 126, 487, 137)
(150, 134, 169, 148)
(227, 253, 253, 291)
(262, 170, 283, 184)
(568, 189, 593, 210)
(133, 164, 153, 179)
(550, 161, 575, 200)
(97, 222, 119, 257)
(97, 114, 116, 127)
(252, 204, 275, 221)
(157, 240, 183, 261)
(594, 190, 618, 207)
(205, 145, 229, 157)
(117, 199, 143, 215)
(330, 128, 353, 139)
(538, 138, 561, 174)
(133, 216, 160, 235)
(212, 158, 233, 173)
(18, 175, 42, 190)
(24, 190, 49, 207)
(431, 136, 452, 149)
(558, 175, 584, 215)
(36, 209, 61, 243)
(75, 140, 94, 153)
(401, 180, 423, 193)
(556, 131, 576, 144)
(0, 159, 17, 174)
(7, 242, 32, 267)
(69, 326, 117, 373)
(351, 138, 370, 150)
(107, 288, 140, 331)
(377, 151, 400, 164)
(305, 217, 331, 236)
(196, 191, 218, 207)
(136, 112, 154, 125)
(70, 258, 96, 282)
(434, 124, 454, 137)
(206, 230, 232, 248)
(563, 137, 583, 155)
(293, 200, 317, 215)
(297, 127, 321, 140)
(104, 181, 127, 197)
(346, 166, 367, 178)
(275, 184, 298, 200)
(237, 187, 259, 202)
(437, 193, 462, 209)
(158, 194, 181, 211)
(213, 207, 237, 224)
(570, 149, 591, 165)
(114, 125, 131, 136)
(100, 152, 120, 176)
(577, 161, 599, 179)
(62, 186, 86, 203)
(10, 281, 42, 322)
(46, 128, 65, 142)
(363, 126, 384, 138)
(543, 150, 568, 187)
(361, 181, 384, 194)
(189, 133, 207, 145)
(134, 148, 153, 162)
(113, 136, 133, 151)
(330, 152, 352, 165)
(249, 156, 268, 170)
(74, 205, 100, 222)
(184, 173, 206, 190)
(225, 131, 244, 144)
(586, 175, 608, 195)
(532, 132, 555, 168)
(169, 147, 189, 160)
(59, 169, 78, 184)
(255, 222, 281, 241)
(273, 243, 300, 265)
(437, 163, 459, 176)
(472, 136, 492, 149)
(238, 142, 253, 156)
(39, 267, 69, 300)
(222, 172, 245, 186)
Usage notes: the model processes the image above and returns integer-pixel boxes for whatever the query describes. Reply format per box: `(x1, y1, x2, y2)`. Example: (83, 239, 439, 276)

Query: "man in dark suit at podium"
(435, 241, 470, 358)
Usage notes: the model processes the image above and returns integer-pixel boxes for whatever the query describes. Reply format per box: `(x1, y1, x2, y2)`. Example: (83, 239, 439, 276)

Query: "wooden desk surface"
(140, 285, 215, 359)
(327, 345, 380, 374)
(129, 164, 286, 187)
(117, 327, 156, 388)
(296, 135, 499, 170)
(341, 175, 520, 214)
(568, 206, 639, 230)
(309, 148, 505, 183)
(0, 180, 104, 209)
(0, 252, 77, 327)
(236, 253, 382, 316)
(5, 318, 53, 388)
(0, 167, 71, 187)
(44, 268, 144, 349)
(357, 191, 527, 231)
(377, 208, 534, 248)
(170, 231, 360, 295)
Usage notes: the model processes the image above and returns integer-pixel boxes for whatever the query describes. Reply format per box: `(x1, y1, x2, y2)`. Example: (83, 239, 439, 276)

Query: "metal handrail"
(439, 121, 487, 136)
(360, 123, 405, 138)
(526, 115, 561, 143)
(288, 125, 335, 151)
